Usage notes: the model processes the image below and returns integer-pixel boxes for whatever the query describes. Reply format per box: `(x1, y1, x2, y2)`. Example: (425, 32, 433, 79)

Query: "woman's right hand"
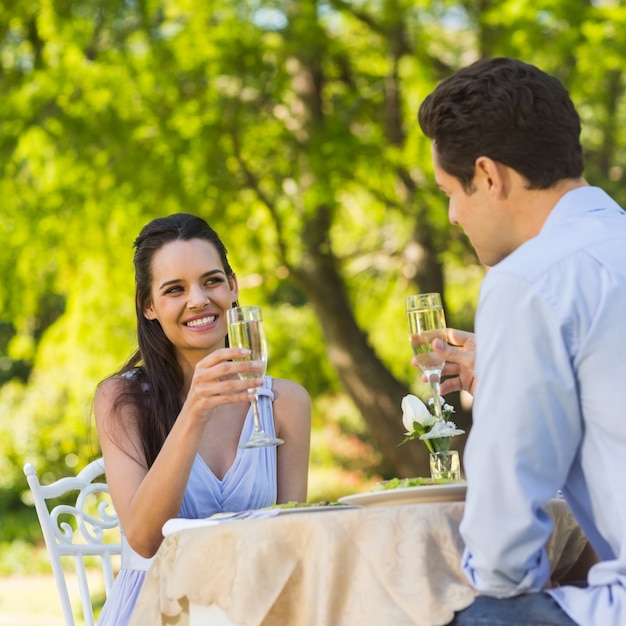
(414, 328, 477, 396)
(184, 347, 265, 422)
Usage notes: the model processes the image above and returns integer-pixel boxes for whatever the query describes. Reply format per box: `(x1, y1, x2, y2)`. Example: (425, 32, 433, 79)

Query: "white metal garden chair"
(23, 457, 121, 626)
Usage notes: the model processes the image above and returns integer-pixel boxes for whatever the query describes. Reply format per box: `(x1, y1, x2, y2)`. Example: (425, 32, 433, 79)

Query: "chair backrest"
(23, 458, 121, 626)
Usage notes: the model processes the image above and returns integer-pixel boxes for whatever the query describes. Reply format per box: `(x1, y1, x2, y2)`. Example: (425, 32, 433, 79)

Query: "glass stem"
(428, 372, 445, 422)
(250, 393, 263, 434)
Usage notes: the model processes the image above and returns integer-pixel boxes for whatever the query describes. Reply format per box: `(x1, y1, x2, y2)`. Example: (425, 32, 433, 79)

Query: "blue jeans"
(447, 593, 578, 626)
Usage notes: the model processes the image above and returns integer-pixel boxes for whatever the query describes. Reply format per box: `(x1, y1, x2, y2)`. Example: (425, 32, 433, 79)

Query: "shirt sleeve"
(460, 269, 583, 597)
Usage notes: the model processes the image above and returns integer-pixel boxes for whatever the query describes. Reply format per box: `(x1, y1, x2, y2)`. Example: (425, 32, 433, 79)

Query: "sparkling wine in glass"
(227, 305, 284, 448)
(406, 293, 447, 422)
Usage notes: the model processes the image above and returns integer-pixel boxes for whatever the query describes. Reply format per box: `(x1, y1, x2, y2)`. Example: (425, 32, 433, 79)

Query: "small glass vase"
(429, 450, 461, 481)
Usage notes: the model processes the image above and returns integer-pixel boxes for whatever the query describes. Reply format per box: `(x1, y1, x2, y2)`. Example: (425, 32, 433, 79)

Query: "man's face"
(432, 146, 511, 267)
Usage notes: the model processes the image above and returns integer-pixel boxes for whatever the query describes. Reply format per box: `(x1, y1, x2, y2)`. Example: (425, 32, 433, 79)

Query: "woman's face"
(144, 238, 238, 361)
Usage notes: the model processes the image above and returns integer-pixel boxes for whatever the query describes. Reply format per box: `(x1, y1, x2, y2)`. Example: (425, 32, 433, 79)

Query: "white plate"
(271, 504, 356, 515)
(337, 482, 467, 507)
(163, 505, 355, 536)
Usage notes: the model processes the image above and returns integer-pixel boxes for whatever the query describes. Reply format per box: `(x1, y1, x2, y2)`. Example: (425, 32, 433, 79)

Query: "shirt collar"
(540, 185, 624, 234)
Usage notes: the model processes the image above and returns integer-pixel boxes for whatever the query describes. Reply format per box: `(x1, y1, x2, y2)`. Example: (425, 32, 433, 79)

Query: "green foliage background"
(1, 0, 625, 565)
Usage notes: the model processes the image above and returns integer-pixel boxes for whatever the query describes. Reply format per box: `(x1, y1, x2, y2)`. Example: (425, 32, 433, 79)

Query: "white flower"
(401, 394, 434, 433)
(428, 396, 456, 415)
(420, 420, 465, 440)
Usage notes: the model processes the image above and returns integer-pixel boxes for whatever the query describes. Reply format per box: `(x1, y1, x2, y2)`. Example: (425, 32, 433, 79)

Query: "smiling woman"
(93, 213, 311, 626)
(144, 238, 239, 357)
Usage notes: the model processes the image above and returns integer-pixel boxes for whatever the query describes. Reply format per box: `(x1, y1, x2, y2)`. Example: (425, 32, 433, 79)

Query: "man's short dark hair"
(418, 57, 584, 191)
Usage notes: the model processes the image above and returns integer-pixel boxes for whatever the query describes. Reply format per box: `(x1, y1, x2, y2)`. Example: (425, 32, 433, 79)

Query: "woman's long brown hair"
(104, 213, 235, 468)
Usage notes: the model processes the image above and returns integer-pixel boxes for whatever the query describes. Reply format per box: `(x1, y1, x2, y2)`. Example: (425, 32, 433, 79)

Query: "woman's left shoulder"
(270, 377, 311, 405)
(271, 379, 311, 439)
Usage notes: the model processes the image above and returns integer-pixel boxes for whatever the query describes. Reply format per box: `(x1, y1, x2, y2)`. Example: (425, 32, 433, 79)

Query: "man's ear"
(475, 156, 506, 197)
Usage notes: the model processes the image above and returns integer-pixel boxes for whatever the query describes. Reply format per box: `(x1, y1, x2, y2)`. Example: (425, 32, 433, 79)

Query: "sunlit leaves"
(1, 0, 626, 492)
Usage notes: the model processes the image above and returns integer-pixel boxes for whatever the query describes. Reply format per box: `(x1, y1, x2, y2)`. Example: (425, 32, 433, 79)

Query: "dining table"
(129, 490, 589, 626)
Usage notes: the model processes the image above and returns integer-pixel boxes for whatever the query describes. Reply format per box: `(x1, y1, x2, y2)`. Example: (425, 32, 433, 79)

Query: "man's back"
(464, 185, 626, 625)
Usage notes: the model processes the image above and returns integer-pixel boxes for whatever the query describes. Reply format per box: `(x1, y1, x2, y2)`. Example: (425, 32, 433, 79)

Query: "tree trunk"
(291, 222, 431, 478)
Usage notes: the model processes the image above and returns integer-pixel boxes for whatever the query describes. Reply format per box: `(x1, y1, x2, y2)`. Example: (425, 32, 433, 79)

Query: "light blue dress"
(97, 377, 278, 626)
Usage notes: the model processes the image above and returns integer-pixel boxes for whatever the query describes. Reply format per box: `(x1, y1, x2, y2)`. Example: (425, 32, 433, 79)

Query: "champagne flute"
(226, 305, 284, 449)
(405, 293, 447, 422)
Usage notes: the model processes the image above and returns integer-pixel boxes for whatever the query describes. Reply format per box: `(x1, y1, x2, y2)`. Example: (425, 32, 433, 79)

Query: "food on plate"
(373, 477, 465, 491)
(264, 500, 346, 509)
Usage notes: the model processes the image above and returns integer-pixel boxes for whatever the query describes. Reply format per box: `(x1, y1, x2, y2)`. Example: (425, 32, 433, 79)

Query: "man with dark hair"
(418, 57, 626, 626)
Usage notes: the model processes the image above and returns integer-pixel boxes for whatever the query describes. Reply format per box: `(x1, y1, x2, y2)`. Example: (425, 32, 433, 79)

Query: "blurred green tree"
(1, 0, 625, 509)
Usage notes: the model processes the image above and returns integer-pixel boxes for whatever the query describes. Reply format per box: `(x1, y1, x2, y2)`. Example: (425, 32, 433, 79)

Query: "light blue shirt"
(460, 186, 626, 626)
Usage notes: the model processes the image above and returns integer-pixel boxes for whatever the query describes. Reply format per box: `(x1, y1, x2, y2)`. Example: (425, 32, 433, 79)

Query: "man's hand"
(414, 328, 477, 396)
